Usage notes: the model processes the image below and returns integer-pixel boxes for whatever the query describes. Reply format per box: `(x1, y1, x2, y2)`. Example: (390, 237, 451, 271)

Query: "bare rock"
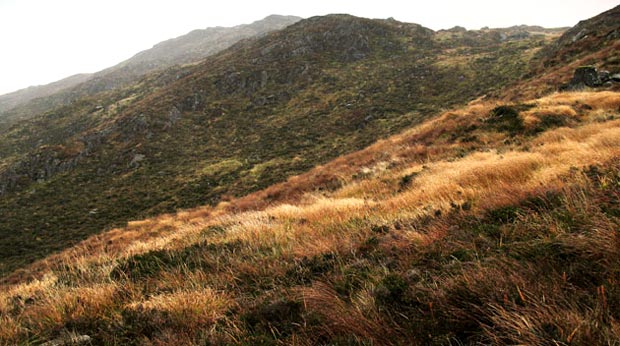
(129, 154, 146, 168)
(571, 66, 602, 87)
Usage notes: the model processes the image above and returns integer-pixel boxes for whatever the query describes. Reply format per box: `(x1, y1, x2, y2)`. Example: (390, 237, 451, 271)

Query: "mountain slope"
(1, 6, 620, 345)
(0, 15, 559, 276)
(535, 4, 620, 70)
(502, 4, 620, 100)
(3, 88, 620, 346)
(0, 74, 93, 115)
(0, 15, 301, 128)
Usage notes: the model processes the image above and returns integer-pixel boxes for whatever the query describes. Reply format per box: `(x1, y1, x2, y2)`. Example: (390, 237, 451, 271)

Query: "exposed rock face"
(163, 106, 182, 129)
(599, 70, 611, 81)
(571, 66, 602, 87)
(0, 148, 84, 195)
(250, 14, 429, 65)
(562, 66, 620, 90)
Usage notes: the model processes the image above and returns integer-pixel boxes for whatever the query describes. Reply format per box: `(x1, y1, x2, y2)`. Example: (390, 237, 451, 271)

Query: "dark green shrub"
(242, 299, 304, 337)
(375, 273, 411, 308)
(286, 253, 337, 285)
(370, 224, 390, 234)
(110, 241, 244, 281)
(487, 205, 519, 224)
(398, 172, 418, 191)
(485, 105, 528, 134)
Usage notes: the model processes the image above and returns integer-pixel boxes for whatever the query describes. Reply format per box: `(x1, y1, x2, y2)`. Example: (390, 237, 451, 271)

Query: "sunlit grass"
(2, 91, 620, 344)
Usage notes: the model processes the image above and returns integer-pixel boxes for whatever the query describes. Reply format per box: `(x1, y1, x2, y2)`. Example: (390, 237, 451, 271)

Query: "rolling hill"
(0, 15, 562, 276)
(1, 4, 620, 345)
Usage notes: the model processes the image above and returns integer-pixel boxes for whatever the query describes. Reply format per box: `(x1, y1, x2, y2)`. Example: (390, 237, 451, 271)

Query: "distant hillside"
(112, 14, 302, 70)
(0, 15, 301, 127)
(0, 14, 560, 275)
(0, 73, 92, 114)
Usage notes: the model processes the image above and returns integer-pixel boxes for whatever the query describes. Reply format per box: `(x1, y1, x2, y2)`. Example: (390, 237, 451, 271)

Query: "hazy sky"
(0, 0, 618, 95)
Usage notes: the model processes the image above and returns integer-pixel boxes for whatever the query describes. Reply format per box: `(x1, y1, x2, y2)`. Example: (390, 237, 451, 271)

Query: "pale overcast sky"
(0, 0, 618, 95)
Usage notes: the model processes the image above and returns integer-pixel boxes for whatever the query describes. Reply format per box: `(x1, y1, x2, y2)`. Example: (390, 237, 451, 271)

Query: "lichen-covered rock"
(562, 67, 620, 91)
(163, 105, 182, 129)
(0, 147, 84, 195)
(129, 154, 146, 168)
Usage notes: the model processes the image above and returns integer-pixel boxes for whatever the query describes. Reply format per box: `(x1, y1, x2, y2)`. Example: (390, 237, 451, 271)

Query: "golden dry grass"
(298, 282, 391, 344)
(2, 91, 620, 345)
(126, 287, 231, 325)
(4, 91, 619, 284)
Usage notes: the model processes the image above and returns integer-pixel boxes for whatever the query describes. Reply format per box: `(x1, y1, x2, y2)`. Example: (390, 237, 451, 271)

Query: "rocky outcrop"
(0, 147, 85, 195)
(562, 66, 620, 90)
(534, 4, 620, 71)
(0, 109, 158, 195)
(571, 66, 602, 87)
(248, 15, 432, 65)
(128, 153, 146, 168)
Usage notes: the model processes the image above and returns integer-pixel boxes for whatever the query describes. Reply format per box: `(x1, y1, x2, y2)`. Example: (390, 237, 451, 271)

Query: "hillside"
(0, 15, 561, 276)
(2, 89, 620, 345)
(535, 4, 620, 70)
(0, 15, 301, 128)
(1, 5, 620, 346)
(0, 74, 93, 115)
(502, 4, 620, 100)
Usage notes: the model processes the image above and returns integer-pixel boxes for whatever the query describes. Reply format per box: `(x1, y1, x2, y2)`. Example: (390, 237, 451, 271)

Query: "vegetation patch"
(111, 241, 244, 281)
(242, 298, 305, 340)
(286, 253, 338, 285)
(484, 104, 532, 134)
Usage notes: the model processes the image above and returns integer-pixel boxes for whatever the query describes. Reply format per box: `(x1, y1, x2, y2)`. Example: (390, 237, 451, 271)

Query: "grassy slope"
(0, 16, 556, 275)
(1, 90, 619, 345)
